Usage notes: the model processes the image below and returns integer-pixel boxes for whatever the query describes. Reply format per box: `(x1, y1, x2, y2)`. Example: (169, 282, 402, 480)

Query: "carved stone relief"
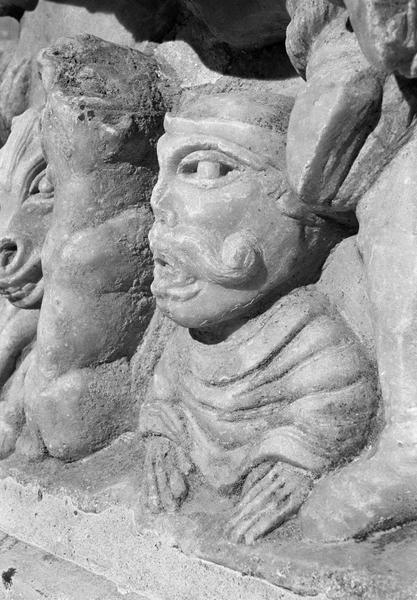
(0, 107, 46, 458)
(17, 34, 175, 461)
(0, 2, 416, 598)
(139, 89, 378, 544)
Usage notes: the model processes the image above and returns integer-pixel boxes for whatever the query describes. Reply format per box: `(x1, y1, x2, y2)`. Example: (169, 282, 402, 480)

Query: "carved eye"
(177, 150, 238, 185)
(29, 170, 54, 199)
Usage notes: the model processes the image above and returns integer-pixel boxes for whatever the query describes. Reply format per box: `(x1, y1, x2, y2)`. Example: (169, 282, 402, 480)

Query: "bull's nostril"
(0, 242, 18, 268)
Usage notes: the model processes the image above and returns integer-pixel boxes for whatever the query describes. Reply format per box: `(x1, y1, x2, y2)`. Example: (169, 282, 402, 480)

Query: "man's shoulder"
(266, 285, 357, 351)
(267, 285, 331, 329)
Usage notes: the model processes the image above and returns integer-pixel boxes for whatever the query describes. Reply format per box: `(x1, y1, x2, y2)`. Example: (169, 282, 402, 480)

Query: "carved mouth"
(151, 251, 200, 302)
(0, 278, 44, 308)
(0, 257, 43, 308)
(0, 242, 18, 269)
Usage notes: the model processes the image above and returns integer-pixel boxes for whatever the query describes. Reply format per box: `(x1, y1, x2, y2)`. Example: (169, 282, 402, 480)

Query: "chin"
(156, 298, 207, 328)
(156, 295, 252, 330)
(156, 291, 227, 328)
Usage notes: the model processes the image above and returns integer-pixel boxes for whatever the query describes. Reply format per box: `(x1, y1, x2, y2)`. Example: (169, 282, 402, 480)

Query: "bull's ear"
(286, 18, 383, 210)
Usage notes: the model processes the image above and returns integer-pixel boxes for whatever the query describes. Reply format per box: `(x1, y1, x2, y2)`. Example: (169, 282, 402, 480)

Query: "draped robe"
(140, 287, 377, 492)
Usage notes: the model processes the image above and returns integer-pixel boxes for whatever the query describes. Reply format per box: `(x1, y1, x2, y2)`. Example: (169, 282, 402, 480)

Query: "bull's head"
(0, 108, 53, 309)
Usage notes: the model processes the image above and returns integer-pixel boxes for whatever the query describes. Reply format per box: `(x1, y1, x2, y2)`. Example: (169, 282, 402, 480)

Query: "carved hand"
(228, 461, 313, 544)
(143, 436, 193, 513)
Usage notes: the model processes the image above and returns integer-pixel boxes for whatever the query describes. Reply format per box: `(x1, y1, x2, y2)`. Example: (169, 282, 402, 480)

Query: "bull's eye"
(177, 150, 239, 186)
(38, 174, 54, 196)
(29, 169, 54, 199)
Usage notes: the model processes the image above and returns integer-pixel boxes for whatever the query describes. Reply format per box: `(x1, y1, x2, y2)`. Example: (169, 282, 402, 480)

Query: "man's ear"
(286, 17, 383, 210)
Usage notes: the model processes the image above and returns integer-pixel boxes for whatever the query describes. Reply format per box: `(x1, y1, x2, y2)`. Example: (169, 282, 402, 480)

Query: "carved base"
(0, 434, 415, 600)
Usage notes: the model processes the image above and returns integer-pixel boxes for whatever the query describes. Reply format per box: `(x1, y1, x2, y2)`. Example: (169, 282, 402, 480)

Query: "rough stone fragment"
(334, 74, 417, 211)
(285, 0, 342, 78)
(286, 13, 383, 213)
(0, 0, 179, 144)
(338, 0, 417, 78)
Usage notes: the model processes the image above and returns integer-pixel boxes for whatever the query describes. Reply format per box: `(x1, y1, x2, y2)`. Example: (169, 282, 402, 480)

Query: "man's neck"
(189, 317, 250, 345)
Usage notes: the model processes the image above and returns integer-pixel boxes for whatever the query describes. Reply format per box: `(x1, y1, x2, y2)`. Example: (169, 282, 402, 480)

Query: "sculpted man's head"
(149, 89, 343, 329)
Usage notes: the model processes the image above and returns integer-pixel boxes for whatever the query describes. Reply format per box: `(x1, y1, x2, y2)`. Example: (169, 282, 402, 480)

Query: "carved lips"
(0, 237, 43, 308)
(151, 247, 201, 302)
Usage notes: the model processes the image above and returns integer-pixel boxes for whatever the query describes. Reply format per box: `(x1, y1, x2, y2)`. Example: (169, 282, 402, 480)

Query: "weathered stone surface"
(0, 0, 179, 142)
(301, 118, 417, 543)
(0, 448, 416, 599)
(0, 108, 47, 459)
(0, 1, 417, 597)
(0, 108, 49, 311)
(285, 0, 342, 78)
(0, 530, 146, 600)
(286, 5, 384, 216)
(338, 0, 417, 78)
(11, 34, 172, 462)
(316, 236, 375, 361)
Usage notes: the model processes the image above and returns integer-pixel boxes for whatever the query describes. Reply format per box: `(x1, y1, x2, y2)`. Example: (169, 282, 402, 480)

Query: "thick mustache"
(149, 224, 262, 287)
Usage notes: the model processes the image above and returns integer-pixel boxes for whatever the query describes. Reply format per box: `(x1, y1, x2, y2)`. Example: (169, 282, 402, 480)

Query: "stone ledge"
(0, 433, 415, 600)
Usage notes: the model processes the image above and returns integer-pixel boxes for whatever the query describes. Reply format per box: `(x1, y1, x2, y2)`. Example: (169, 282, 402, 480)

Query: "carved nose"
(151, 183, 178, 227)
(0, 238, 23, 273)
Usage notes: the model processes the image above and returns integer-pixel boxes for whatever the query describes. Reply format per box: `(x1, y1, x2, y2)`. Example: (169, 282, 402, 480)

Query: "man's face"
(149, 116, 307, 329)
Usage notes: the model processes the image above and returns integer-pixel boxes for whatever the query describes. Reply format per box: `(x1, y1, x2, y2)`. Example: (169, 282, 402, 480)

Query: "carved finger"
(231, 489, 303, 545)
(155, 450, 178, 512)
(0, 422, 18, 460)
(177, 447, 193, 476)
(169, 468, 188, 503)
(241, 501, 290, 545)
(229, 480, 288, 531)
(245, 490, 307, 544)
(237, 463, 284, 509)
(145, 458, 162, 513)
(240, 461, 275, 498)
(229, 497, 279, 544)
